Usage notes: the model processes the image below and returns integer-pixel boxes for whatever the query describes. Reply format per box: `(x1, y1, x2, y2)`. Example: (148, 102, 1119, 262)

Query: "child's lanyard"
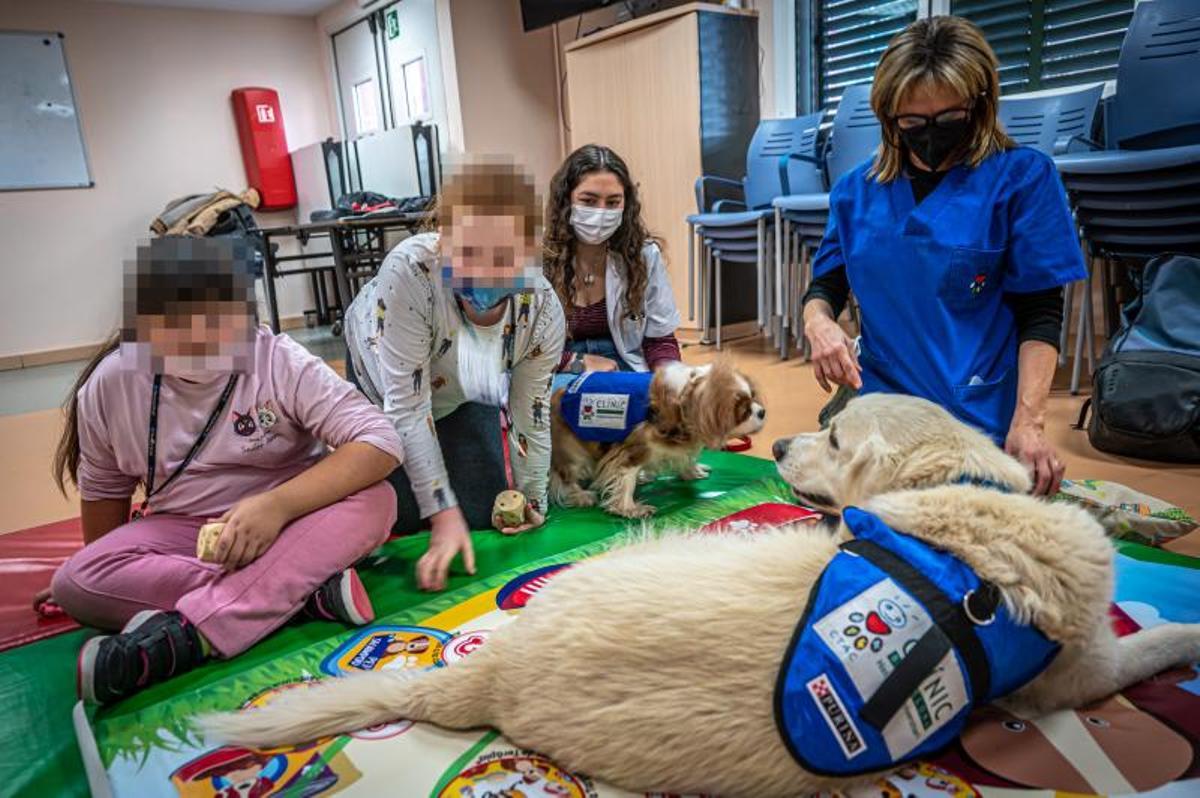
(134, 374, 238, 519)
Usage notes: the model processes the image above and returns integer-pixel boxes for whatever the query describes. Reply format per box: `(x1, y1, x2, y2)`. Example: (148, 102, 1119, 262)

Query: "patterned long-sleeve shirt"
(345, 233, 565, 517)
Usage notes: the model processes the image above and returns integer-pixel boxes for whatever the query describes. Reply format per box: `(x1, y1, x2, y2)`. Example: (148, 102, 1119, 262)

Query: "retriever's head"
(772, 393, 1030, 513)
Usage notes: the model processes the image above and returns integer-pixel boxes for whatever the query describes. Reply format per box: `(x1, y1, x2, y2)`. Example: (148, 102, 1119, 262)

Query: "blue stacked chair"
(996, 84, 1106, 376)
(997, 83, 1105, 156)
(686, 115, 822, 349)
(771, 84, 881, 359)
(1052, 0, 1200, 393)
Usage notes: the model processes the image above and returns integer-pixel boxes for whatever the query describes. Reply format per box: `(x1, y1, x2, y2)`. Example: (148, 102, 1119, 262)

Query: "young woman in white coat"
(543, 145, 682, 390)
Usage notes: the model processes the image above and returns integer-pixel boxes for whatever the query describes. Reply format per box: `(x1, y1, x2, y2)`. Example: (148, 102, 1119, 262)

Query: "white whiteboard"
(0, 31, 93, 191)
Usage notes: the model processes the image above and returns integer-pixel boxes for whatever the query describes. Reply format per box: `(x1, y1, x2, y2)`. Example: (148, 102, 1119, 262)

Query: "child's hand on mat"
(32, 587, 53, 612)
(418, 509, 476, 591)
(493, 504, 545, 536)
(210, 493, 290, 570)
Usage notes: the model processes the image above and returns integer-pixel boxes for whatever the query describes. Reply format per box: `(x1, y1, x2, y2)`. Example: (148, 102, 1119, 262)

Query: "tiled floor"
(2, 328, 1197, 536)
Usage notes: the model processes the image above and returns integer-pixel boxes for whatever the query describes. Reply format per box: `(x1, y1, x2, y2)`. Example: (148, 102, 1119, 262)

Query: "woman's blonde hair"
(869, 15, 1015, 182)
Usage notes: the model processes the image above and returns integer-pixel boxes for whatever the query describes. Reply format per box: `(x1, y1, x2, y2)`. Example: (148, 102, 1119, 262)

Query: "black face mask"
(899, 118, 971, 171)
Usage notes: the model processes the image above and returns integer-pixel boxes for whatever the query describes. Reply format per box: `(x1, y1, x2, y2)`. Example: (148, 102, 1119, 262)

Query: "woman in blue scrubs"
(802, 15, 1085, 495)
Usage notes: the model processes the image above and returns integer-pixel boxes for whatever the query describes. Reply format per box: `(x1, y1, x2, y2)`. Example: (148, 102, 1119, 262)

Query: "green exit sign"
(385, 8, 399, 40)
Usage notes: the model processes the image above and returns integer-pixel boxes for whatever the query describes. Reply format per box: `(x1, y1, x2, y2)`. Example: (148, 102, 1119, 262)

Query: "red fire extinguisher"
(230, 87, 297, 212)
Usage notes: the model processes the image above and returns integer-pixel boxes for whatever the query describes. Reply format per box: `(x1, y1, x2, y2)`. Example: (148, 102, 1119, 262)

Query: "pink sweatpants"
(51, 481, 396, 657)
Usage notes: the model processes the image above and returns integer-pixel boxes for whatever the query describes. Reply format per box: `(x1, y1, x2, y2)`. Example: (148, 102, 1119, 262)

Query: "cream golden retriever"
(202, 394, 1200, 797)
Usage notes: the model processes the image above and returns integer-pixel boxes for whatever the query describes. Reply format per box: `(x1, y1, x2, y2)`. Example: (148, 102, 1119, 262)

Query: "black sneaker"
(77, 610, 207, 705)
(302, 568, 375, 626)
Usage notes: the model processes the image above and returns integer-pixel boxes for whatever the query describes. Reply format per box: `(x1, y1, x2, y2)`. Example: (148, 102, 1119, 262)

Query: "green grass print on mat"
(0, 451, 781, 797)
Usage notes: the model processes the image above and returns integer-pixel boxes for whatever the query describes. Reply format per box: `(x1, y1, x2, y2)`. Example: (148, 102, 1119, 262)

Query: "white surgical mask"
(570, 205, 623, 245)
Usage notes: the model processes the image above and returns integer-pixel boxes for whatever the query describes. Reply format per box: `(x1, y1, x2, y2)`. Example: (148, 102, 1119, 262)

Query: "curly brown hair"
(543, 144, 658, 324)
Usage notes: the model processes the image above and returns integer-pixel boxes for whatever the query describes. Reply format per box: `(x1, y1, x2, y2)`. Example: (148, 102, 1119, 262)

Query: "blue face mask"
(441, 263, 540, 313)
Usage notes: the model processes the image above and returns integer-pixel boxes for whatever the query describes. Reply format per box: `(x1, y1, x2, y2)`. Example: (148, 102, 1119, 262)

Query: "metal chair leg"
(687, 222, 695, 322)
(1059, 276, 1074, 367)
(700, 240, 713, 345)
(716, 255, 724, 351)
(756, 217, 766, 330)
(780, 217, 791, 360)
(1069, 262, 1090, 395)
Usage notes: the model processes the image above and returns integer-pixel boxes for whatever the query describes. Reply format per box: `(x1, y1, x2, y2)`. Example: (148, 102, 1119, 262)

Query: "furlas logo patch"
(807, 674, 867, 759)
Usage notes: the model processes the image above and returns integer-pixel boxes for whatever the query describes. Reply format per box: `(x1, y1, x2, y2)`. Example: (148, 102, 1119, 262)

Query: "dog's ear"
(686, 361, 743, 448)
(648, 372, 688, 441)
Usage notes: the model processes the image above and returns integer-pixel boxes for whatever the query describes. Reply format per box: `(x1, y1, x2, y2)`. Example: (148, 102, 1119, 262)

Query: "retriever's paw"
(679, 463, 711, 481)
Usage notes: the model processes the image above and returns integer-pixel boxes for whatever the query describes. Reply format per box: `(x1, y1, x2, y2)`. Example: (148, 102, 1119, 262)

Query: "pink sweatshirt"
(76, 327, 403, 519)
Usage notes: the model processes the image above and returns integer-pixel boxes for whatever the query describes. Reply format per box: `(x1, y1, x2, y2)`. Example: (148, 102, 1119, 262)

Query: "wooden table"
(258, 212, 428, 333)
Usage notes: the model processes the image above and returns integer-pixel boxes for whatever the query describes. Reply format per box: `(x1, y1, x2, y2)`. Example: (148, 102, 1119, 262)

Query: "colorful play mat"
(1, 451, 1197, 797)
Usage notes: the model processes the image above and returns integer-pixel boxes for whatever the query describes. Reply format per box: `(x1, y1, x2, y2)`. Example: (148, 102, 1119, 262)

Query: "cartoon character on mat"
(170, 681, 362, 797)
(876, 763, 979, 798)
(948, 689, 1195, 793)
(437, 753, 587, 798)
(322, 625, 451, 675)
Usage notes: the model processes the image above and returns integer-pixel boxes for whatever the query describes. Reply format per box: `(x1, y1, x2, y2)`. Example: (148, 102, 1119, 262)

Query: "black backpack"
(1075, 253, 1200, 462)
(208, 202, 268, 278)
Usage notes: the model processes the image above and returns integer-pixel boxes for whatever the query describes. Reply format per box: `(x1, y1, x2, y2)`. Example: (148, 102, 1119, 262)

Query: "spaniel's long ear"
(687, 359, 742, 448)
(648, 372, 688, 441)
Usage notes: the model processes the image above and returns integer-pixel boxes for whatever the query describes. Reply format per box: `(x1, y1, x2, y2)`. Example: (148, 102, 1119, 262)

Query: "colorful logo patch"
(807, 674, 867, 759)
(970, 273, 987, 295)
(578, 392, 629, 430)
(496, 564, 572, 611)
(436, 751, 592, 798)
(321, 625, 452, 677)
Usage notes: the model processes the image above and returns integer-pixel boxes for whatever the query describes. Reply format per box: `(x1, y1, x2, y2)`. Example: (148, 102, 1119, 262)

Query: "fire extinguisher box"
(231, 87, 297, 212)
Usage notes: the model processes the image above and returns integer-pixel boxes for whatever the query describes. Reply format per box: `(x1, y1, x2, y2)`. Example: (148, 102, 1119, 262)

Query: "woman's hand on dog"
(806, 315, 862, 393)
(493, 504, 545, 536)
(1005, 421, 1065, 497)
(418, 508, 477, 591)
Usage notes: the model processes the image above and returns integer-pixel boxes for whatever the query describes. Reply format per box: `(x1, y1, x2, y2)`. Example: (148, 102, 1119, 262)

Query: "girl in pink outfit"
(48, 237, 403, 705)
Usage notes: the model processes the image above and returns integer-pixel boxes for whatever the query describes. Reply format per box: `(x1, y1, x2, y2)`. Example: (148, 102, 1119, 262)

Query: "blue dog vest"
(559, 371, 654, 443)
(774, 507, 1060, 776)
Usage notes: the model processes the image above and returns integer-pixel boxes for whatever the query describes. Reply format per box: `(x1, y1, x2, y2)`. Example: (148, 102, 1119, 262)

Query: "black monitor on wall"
(520, 0, 610, 32)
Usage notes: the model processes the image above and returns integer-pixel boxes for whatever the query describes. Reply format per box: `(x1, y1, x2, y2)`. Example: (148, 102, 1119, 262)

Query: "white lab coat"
(604, 242, 681, 371)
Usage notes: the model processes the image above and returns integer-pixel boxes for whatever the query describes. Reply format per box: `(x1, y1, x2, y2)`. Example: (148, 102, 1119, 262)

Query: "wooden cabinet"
(565, 2, 760, 331)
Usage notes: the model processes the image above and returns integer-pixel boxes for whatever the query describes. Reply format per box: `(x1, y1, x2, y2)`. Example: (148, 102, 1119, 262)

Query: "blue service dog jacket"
(774, 507, 1060, 776)
(559, 371, 655, 444)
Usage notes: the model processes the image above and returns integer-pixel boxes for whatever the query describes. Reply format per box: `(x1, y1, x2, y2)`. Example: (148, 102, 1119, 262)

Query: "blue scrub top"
(812, 147, 1086, 443)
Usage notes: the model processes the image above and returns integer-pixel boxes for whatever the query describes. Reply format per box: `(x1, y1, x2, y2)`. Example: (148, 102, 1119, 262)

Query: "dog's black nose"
(756, 407, 766, 420)
(772, 438, 789, 462)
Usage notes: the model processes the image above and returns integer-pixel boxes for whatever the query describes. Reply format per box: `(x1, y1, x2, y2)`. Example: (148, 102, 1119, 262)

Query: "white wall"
(447, 0, 562, 190)
(0, 0, 334, 358)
